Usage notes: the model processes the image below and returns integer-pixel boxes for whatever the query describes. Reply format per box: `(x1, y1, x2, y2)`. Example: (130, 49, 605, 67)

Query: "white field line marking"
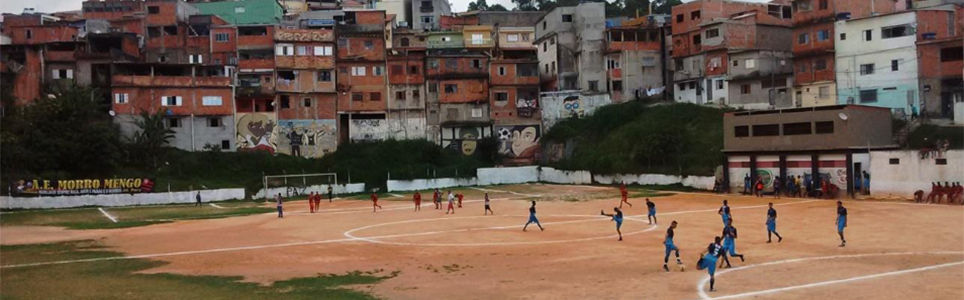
(97, 207, 118, 223)
(696, 251, 964, 300)
(389, 193, 404, 198)
(288, 197, 518, 216)
(209, 203, 225, 209)
(470, 187, 542, 197)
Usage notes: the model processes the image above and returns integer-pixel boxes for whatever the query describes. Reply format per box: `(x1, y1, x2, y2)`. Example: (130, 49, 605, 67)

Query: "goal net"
(262, 173, 338, 199)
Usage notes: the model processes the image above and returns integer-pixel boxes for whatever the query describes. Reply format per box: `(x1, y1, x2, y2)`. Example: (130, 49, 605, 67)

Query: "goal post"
(262, 173, 338, 200)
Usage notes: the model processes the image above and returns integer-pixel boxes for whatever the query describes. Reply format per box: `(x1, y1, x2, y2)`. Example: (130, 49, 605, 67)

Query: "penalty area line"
(97, 207, 118, 223)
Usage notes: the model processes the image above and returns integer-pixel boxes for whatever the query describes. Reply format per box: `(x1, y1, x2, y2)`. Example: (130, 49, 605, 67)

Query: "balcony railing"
(464, 37, 494, 47)
(427, 39, 464, 49)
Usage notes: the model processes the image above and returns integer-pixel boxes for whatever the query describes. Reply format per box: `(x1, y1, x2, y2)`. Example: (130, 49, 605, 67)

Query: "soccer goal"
(262, 173, 338, 199)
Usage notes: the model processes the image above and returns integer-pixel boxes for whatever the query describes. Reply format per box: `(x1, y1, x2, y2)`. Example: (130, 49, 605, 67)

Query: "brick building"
(335, 10, 389, 143)
(604, 15, 670, 103)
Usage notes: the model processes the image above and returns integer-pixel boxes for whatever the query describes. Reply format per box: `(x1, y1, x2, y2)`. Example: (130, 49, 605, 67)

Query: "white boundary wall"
(594, 173, 715, 190)
(0, 188, 245, 209)
(477, 166, 540, 185)
(539, 168, 593, 184)
(869, 150, 963, 198)
(387, 178, 478, 192)
(254, 183, 366, 199)
(386, 166, 713, 192)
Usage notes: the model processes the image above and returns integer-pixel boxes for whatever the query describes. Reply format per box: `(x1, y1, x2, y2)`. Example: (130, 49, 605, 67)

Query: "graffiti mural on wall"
(443, 127, 481, 156)
(350, 118, 388, 142)
(562, 96, 584, 118)
(236, 113, 278, 154)
(276, 119, 337, 158)
(496, 125, 541, 163)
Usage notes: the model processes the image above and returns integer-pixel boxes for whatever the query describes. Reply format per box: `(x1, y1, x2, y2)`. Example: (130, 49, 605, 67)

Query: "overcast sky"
(1, 0, 772, 17)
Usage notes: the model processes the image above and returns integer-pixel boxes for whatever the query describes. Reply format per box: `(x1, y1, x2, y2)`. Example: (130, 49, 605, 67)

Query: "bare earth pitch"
(2, 184, 962, 299)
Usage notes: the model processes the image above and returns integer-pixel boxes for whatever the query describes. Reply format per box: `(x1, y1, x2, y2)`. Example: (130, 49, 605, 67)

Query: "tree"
(488, 4, 509, 11)
(512, 0, 538, 11)
(468, 0, 489, 11)
(126, 111, 175, 169)
(0, 85, 122, 181)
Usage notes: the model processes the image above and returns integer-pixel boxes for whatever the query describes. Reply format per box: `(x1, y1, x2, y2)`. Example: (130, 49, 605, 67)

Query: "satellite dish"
(838, 112, 848, 120)
(108, 110, 116, 117)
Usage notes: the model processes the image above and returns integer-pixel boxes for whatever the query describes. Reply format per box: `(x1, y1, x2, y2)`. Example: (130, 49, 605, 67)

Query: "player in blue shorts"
(600, 207, 624, 241)
(718, 200, 731, 225)
(646, 198, 657, 225)
(698, 236, 724, 292)
(662, 220, 683, 271)
(719, 218, 744, 268)
(523, 201, 544, 232)
(836, 200, 847, 247)
(766, 202, 782, 243)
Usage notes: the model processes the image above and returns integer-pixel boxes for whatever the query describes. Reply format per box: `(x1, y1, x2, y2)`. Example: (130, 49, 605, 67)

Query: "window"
(543, 21, 547, 30)
(221, 140, 230, 149)
(840, 33, 846, 40)
(612, 80, 623, 92)
(422, 16, 433, 24)
(409, 65, 419, 74)
(370, 92, 381, 101)
(691, 11, 700, 20)
(495, 92, 508, 102)
(818, 86, 830, 99)
(303, 98, 311, 107)
(795, 0, 811, 11)
(588, 80, 599, 92)
(114, 93, 129, 104)
(296, 46, 309, 56)
(208, 117, 221, 127)
(815, 59, 827, 70)
(280, 96, 290, 108)
(734, 126, 749, 137)
(471, 33, 484, 45)
(148, 6, 159, 14)
(818, 0, 827, 9)
(741, 84, 751, 94)
(678, 83, 687, 91)
(234, 7, 245, 13)
(445, 59, 457, 70)
(706, 29, 719, 38)
(518, 64, 537, 77)
(859, 89, 878, 103)
(716, 79, 724, 90)
(352, 93, 363, 101)
(940, 47, 963, 61)
(693, 34, 701, 45)
(889, 158, 900, 165)
(607, 58, 620, 70)
(313, 46, 333, 56)
(215, 33, 230, 42)
(891, 59, 900, 71)
(882, 24, 914, 39)
(161, 96, 182, 106)
(815, 121, 833, 134)
(444, 84, 457, 93)
(373, 66, 384, 76)
(363, 40, 374, 50)
(507, 34, 519, 42)
(562, 14, 573, 22)
(782, 122, 812, 135)
(318, 70, 332, 82)
(167, 118, 180, 128)
(202, 96, 222, 106)
(51, 69, 74, 79)
(412, 89, 420, 100)
(864, 29, 872, 41)
(732, 60, 739, 67)
(471, 108, 483, 118)
(745, 59, 756, 69)
(936, 158, 947, 165)
(25, 29, 32, 39)
(860, 64, 874, 75)
(543, 41, 548, 52)
(396, 91, 406, 100)
(752, 124, 779, 136)
(498, 66, 506, 76)
(189, 54, 203, 64)
(817, 30, 829, 41)
(428, 83, 438, 93)
(391, 65, 403, 74)
(676, 14, 683, 23)
(400, 38, 410, 47)
(351, 66, 366, 76)
(275, 44, 293, 56)
(472, 59, 481, 69)
(798, 33, 809, 44)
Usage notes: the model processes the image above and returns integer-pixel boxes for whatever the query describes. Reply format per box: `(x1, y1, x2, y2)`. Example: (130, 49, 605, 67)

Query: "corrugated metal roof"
(191, 0, 283, 25)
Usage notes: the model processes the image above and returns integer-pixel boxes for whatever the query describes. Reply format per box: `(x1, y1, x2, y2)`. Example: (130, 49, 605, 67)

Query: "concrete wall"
(385, 166, 714, 192)
(593, 173, 715, 190)
(116, 114, 235, 152)
(1, 188, 245, 209)
(540, 91, 612, 130)
(539, 167, 592, 184)
(724, 105, 894, 152)
(869, 150, 964, 198)
(795, 81, 837, 108)
(253, 183, 366, 199)
(477, 166, 539, 185)
(387, 177, 478, 192)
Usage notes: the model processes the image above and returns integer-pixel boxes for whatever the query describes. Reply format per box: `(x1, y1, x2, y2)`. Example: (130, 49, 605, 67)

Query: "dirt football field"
(2, 184, 963, 299)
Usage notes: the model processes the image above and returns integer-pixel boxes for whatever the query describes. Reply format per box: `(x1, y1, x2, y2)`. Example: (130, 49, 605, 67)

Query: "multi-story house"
(412, 0, 451, 31)
(335, 10, 389, 143)
(671, 0, 792, 107)
(914, 3, 962, 120)
(534, 2, 607, 92)
(143, 0, 200, 64)
(1, 13, 81, 105)
(387, 27, 428, 140)
(604, 16, 670, 103)
(791, 0, 908, 108)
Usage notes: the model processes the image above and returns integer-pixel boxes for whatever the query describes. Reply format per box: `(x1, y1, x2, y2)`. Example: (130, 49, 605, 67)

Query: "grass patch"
(1, 240, 395, 299)
(0, 202, 273, 230)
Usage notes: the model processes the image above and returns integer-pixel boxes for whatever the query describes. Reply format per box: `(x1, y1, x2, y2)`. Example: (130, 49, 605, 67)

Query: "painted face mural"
(236, 113, 277, 154)
(460, 128, 479, 156)
(562, 96, 584, 118)
(497, 125, 541, 160)
(276, 119, 337, 158)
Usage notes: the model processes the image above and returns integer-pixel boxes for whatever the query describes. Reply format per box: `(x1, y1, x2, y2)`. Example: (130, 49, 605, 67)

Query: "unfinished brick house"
(387, 27, 428, 140)
(335, 10, 389, 143)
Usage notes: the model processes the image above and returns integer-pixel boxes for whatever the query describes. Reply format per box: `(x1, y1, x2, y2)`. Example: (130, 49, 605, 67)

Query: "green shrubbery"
(543, 102, 724, 176)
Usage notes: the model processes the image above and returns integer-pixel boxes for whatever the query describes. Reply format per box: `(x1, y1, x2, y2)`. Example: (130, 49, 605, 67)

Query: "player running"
(600, 207, 625, 241)
(663, 220, 683, 271)
(698, 236, 724, 292)
(523, 201, 544, 231)
(619, 183, 633, 208)
(646, 198, 657, 225)
(836, 200, 847, 247)
(446, 191, 456, 214)
(484, 192, 494, 215)
(413, 191, 422, 211)
(718, 200, 731, 225)
(719, 218, 745, 268)
(371, 191, 382, 212)
(766, 202, 782, 243)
